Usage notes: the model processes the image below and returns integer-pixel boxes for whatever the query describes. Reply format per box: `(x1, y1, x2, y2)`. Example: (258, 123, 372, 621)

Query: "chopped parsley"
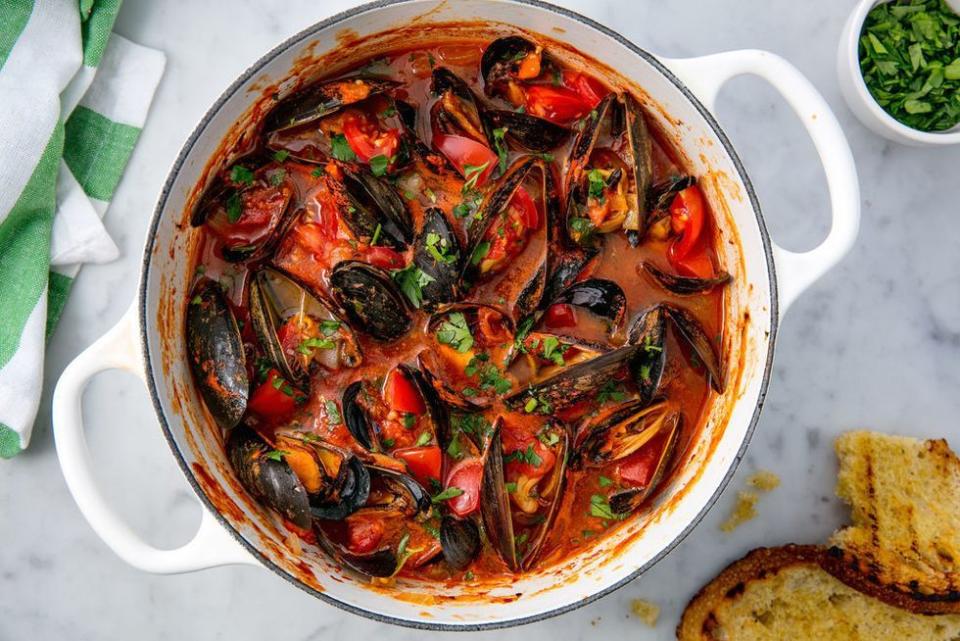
(272, 150, 290, 163)
(369, 154, 389, 176)
(311, 166, 324, 178)
(597, 381, 627, 405)
(451, 413, 492, 438)
(190, 295, 203, 305)
(589, 494, 627, 521)
(492, 127, 509, 173)
(230, 165, 255, 185)
(446, 433, 464, 459)
(588, 168, 607, 201)
(504, 444, 543, 467)
(598, 475, 613, 488)
(330, 133, 356, 162)
(431, 486, 465, 504)
(296, 336, 336, 355)
(505, 482, 518, 493)
(436, 312, 474, 353)
(263, 449, 289, 462)
(425, 232, 457, 265)
(380, 104, 397, 118)
(271, 374, 296, 397)
(540, 336, 565, 366)
(415, 431, 432, 447)
(225, 191, 243, 223)
(464, 353, 512, 395)
(269, 169, 286, 186)
(319, 319, 341, 335)
(470, 240, 491, 266)
(392, 263, 435, 309)
(402, 413, 416, 429)
(569, 216, 595, 241)
(461, 161, 489, 194)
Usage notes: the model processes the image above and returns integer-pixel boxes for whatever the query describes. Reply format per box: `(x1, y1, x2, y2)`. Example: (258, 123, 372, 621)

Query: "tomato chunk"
(524, 85, 593, 125)
(667, 185, 712, 277)
(366, 245, 405, 270)
(433, 133, 497, 186)
(346, 517, 385, 554)
(394, 446, 442, 486)
(384, 368, 426, 415)
(445, 458, 483, 517)
(562, 70, 606, 108)
(617, 430, 669, 487)
(544, 303, 577, 329)
(248, 369, 298, 420)
(342, 110, 400, 165)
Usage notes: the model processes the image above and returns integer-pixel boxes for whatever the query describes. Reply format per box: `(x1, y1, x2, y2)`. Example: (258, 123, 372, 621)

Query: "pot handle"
(660, 50, 860, 313)
(53, 304, 257, 573)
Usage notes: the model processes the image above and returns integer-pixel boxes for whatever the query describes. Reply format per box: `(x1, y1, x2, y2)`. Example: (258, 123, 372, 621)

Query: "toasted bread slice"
(824, 431, 960, 613)
(677, 545, 960, 641)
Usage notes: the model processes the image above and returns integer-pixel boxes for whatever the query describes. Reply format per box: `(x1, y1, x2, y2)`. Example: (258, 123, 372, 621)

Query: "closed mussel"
(186, 279, 248, 429)
(413, 207, 463, 309)
(330, 261, 412, 342)
(264, 76, 399, 134)
(340, 169, 413, 251)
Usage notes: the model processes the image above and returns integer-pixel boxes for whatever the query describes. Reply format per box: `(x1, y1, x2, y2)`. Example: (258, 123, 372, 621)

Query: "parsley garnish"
(425, 232, 457, 265)
(597, 381, 627, 405)
(589, 494, 627, 521)
(264, 449, 289, 462)
(311, 167, 324, 178)
(330, 134, 356, 162)
(588, 168, 607, 201)
(431, 486, 465, 503)
(269, 169, 286, 186)
(436, 312, 474, 353)
(272, 150, 290, 163)
(325, 400, 342, 425)
(598, 475, 613, 488)
(415, 432, 432, 447)
(569, 216, 595, 242)
(451, 413, 492, 438)
(464, 353, 512, 395)
(371, 223, 382, 246)
(392, 263, 435, 309)
(297, 336, 336, 355)
(461, 161, 489, 194)
(402, 413, 416, 429)
(470, 240, 491, 266)
(504, 444, 542, 467)
(540, 336, 565, 366)
(319, 319, 341, 335)
(230, 165, 254, 185)
(225, 191, 243, 223)
(492, 127, 509, 173)
(369, 154, 389, 176)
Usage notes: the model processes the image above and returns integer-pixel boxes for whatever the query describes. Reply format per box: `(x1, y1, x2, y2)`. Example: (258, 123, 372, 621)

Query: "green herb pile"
(859, 0, 960, 131)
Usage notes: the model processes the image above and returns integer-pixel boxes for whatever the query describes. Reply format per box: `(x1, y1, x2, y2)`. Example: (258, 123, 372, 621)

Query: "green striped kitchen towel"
(0, 1, 165, 458)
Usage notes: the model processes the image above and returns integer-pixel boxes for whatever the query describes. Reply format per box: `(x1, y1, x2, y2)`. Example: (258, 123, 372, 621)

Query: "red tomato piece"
(444, 458, 483, 517)
(384, 368, 426, 415)
(500, 422, 556, 480)
(668, 185, 705, 261)
(208, 185, 289, 248)
(617, 430, 669, 487)
(433, 133, 497, 185)
(248, 369, 298, 420)
(393, 446, 442, 486)
(366, 245, 405, 270)
(562, 70, 606, 108)
(342, 110, 400, 164)
(544, 303, 577, 329)
(346, 518, 385, 554)
(510, 186, 539, 230)
(524, 85, 593, 125)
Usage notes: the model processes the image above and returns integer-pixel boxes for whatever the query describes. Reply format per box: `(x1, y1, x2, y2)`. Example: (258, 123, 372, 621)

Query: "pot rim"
(138, 0, 779, 630)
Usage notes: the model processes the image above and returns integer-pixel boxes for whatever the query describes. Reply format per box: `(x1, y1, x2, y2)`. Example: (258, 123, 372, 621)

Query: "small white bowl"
(838, 0, 960, 146)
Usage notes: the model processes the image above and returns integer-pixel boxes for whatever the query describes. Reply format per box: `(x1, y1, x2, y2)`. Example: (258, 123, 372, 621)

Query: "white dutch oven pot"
(53, 0, 860, 630)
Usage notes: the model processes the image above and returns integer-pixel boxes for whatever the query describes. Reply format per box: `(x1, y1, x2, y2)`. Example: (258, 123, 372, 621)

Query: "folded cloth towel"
(0, 1, 165, 458)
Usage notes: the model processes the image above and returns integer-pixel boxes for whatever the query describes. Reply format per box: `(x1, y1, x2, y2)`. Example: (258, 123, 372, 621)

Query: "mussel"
(565, 92, 653, 244)
(249, 267, 361, 387)
(461, 157, 552, 321)
(505, 343, 638, 412)
(363, 465, 432, 518)
(510, 332, 608, 385)
(484, 109, 570, 153)
(330, 261, 412, 341)
(663, 304, 725, 393)
(440, 515, 481, 571)
(481, 416, 568, 571)
(548, 278, 626, 329)
(186, 279, 248, 429)
(228, 426, 311, 528)
(340, 169, 413, 251)
(627, 305, 667, 406)
(430, 67, 490, 146)
(190, 158, 295, 263)
(640, 261, 732, 296)
(264, 77, 399, 134)
(572, 402, 680, 516)
(481, 36, 543, 101)
(419, 304, 516, 410)
(413, 207, 463, 310)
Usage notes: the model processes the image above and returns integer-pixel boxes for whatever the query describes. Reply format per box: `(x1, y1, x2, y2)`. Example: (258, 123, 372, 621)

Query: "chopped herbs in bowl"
(859, 0, 960, 132)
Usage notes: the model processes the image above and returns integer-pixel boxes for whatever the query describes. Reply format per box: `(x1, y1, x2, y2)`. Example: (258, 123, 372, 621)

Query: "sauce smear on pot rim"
(185, 35, 729, 583)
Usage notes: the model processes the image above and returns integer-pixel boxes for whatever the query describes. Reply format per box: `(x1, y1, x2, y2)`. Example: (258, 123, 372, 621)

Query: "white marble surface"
(3, 0, 960, 638)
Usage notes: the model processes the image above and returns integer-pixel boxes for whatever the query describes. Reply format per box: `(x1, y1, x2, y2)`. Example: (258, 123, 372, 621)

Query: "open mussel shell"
(641, 261, 732, 296)
(573, 399, 674, 469)
(480, 418, 568, 572)
(342, 364, 445, 454)
(484, 109, 569, 152)
(662, 304, 725, 393)
(549, 278, 626, 328)
(330, 261, 412, 342)
(627, 305, 667, 405)
(440, 516, 481, 571)
(648, 175, 696, 212)
(341, 169, 413, 251)
(510, 331, 608, 385)
(314, 521, 399, 578)
(365, 465, 432, 518)
(505, 343, 638, 412)
(186, 279, 248, 430)
(264, 76, 399, 133)
(419, 304, 516, 410)
(480, 36, 541, 97)
(249, 267, 361, 386)
(608, 413, 681, 516)
(413, 208, 463, 310)
(228, 427, 311, 529)
(462, 156, 551, 321)
(430, 67, 490, 144)
(565, 91, 653, 242)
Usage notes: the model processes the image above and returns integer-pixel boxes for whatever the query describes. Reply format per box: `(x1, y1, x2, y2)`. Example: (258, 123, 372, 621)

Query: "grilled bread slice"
(823, 431, 960, 614)
(677, 545, 960, 641)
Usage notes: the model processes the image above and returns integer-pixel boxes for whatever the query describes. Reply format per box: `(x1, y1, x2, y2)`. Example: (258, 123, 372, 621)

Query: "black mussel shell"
(249, 267, 361, 386)
(608, 413, 680, 515)
(309, 454, 371, 521)
(484, 110, 570, 152)
(627, 305, 667, 405)
(480, 36, 538, 95)
(330, 261, 412, 341)
(414, 208, 463, 310)
(342, 169, 413, 250)
(549, 278, 626, 328)
(264, 77, 399, 133)
(430, 67, 490, 144)
(314, 521, 398, 578)
(641, 262, 732, 296)
(648, 175, 696, 212)
(480, 420, 518, 571)
(505, 343, 638, 412)
(621, 92, 654, 237)
(440, 516, 481, 571)
(186, 279, 248, 429)
(663, 304, 725, 393)
(228, 427, 311, 529)
(342, 380, 376, 451)
(573, 400, 674, 468)
(366, 466, 432, 518)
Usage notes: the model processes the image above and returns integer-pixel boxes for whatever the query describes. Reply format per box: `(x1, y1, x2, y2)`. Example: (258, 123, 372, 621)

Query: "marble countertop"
(3, 0, 959, 638)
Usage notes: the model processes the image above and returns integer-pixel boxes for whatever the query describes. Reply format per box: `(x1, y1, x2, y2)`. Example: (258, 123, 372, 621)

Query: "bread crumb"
(721, 491, 758, 533)
(747, 470, 780, 492)
(630, 598, 660, 626)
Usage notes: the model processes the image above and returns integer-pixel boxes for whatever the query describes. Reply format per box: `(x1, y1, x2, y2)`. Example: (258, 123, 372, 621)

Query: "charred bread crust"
(821, 544, 960, 615)
(676, 545, 827, 641)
